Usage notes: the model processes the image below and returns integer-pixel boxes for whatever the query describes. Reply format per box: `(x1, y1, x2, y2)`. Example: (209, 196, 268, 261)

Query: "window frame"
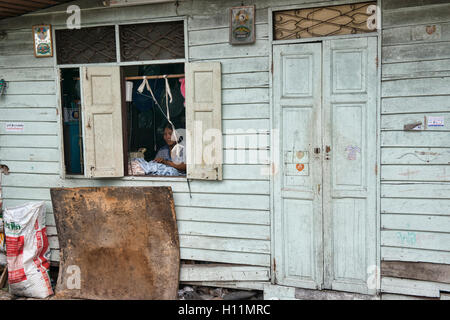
(54, 17, 189, 180)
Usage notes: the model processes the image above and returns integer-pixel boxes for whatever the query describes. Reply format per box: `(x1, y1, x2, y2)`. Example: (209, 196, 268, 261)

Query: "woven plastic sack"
(0, 214, 6, 266)
(4, 201, 53, 298)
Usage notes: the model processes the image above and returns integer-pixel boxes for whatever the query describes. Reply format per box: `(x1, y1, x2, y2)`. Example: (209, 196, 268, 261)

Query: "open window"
(60, 68, 84, 175)
(122, 63, 187, 177)
(60, 62, 222, 180)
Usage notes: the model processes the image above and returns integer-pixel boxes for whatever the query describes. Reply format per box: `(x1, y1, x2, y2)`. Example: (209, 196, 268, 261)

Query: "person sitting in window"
(154, 123, 186, 173)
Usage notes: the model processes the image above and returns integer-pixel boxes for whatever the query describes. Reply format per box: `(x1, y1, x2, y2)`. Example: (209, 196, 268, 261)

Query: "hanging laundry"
(179, 78, 186, 106)
(132, 78, 162, 112)
(159, 78, 185, 118)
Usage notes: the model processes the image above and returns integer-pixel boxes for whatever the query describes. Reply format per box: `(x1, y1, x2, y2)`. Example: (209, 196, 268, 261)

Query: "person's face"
(164, 127, 176, 146)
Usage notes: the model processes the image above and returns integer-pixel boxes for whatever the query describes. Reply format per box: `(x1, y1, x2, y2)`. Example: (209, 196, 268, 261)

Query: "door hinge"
(375, 56, 379, 68)
(318, 184, 321, 194)
(375, 163, 378, 176)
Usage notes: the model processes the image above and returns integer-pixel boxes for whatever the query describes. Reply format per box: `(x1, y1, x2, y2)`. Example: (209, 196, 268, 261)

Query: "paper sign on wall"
(427, 116, 444, 127)
(5, 123, 24, 132)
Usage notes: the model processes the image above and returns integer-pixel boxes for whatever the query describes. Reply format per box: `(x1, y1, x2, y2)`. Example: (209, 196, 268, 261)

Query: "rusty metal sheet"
(50, 186, 179, 300)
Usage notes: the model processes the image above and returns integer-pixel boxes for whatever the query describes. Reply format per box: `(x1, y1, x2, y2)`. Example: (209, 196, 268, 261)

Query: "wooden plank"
(177, 221, 270, 240)
(381, 165, 450, 182)
(0, 68, 55, 82)
(175, 206, 270, 225)
(3, 81, 56, 95)
(223, 164, 270, 180)
(382, 41, 450, 64)
(381, 148, 450, 165)
(222, 72, 269, 89)
(382, 0, 450, 10)
(179, 264, 270, 282)
(381, 131, 450, 147)
(0, 42, 33, 55)
(223, 103, 270, 120)
(381, 198, 450, 216)
(381, 277, 450, 298)
(1, 173, 61, 188)
(223, 133, 270, 149)
(0, 147, 60, 162)
(0, 54, 54, 68)
(382, 261, 450, 284)
(382, 59, 450, 80)
(382, 246, 450, 264)
(0, 161, 59, 175)
(383, 4, 450, 28)
(382, 214, 450, 233)
(180, 247, 270, 267)
(179, 235, 270, 254)
(0, 94, 57, 108)
(382, 22, 450, 46)
(224, 149, 270, 165)
(0, 135, 58, 148)
(381, 183, 450, 199)
(223, 88, 269, 104)
(382, 113, 450, 131)
(189, 40, 269, 60)
(382, 96, 450, 114)
(382, 77, 450, 97)
(0, 108, 57, 122)
(381, 230, 450, 251)
(223, 119, 270, 131)
(381, 293, 435, 300)
(2, 186, 51, 200)
(0, 122, 58, 135)
(174, 192, 269, 210)
(201, 57, 269, 74)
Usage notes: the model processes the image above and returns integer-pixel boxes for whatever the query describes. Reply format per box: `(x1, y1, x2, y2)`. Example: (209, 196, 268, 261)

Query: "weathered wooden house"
(0, 0, 449, 300)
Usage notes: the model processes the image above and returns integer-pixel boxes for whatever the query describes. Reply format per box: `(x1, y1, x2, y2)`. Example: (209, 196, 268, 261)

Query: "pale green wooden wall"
(0, 0, 277, 268)
(380, 0, 450, 297)
(0, 0, 449, 296)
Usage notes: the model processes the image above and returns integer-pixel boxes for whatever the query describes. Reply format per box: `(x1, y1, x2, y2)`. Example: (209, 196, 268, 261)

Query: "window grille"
(55, 26, 117, 64)
(273, 2, 377, 40)
(119, 21, 185, 62)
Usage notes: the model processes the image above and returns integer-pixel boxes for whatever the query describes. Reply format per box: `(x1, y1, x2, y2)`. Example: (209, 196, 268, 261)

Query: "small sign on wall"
(32, 24, 53, 58)
(5, 122, 24, 132)
(427, 116, 444, 127)
(230, 5, 256, 45)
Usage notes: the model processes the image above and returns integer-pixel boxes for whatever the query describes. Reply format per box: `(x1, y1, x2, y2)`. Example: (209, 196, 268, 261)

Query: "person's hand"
(154, 158, 164, 163)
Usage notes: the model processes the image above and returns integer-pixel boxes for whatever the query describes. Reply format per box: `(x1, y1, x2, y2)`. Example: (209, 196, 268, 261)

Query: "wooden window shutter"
(81, 66, 124, 178)
(185, 62, 223, 180)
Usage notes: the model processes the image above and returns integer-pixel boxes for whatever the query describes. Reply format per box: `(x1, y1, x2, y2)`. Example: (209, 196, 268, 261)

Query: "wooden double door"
(273, 37, 378, 295)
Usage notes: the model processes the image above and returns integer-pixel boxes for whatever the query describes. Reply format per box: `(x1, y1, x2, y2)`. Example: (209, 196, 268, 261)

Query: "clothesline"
(125, 74, 185, 80)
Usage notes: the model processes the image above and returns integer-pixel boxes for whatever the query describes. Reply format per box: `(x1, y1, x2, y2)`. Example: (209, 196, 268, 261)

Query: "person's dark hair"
(164, 123, 173, 131)
(163, 123, 183, 143)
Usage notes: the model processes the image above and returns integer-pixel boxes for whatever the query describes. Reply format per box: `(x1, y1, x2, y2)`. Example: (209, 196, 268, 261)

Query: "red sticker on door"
(296, 164, 305, 172)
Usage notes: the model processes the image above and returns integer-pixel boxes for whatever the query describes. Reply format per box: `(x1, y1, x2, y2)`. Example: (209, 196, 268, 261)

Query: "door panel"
(323, 37, 377, 294)
(273, 43, 323, 289)
(273, 36, 378, 295)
